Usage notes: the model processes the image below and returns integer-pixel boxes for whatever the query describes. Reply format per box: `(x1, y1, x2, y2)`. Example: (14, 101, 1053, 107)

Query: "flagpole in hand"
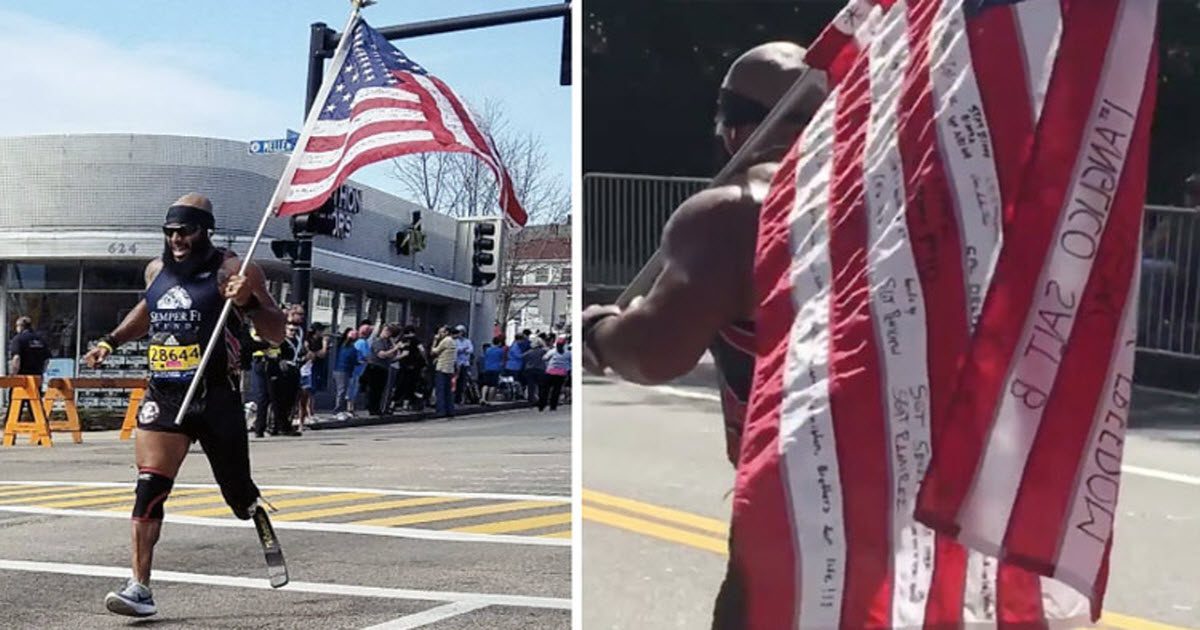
(172, 2, 370, 425)
(614, 68, 827, 309)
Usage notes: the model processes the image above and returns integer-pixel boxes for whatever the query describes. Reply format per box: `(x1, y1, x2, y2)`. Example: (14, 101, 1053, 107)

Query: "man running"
(83, 193, 286, 617)
(581, 43, 826, 627)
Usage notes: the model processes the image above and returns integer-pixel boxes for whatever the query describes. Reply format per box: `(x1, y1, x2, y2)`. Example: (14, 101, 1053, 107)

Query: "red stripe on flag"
(734, 144, 805, 628)
(913, 0, 1121, 539)
(996, 566, 1046, 629)
(825, 50, 893, 630)
(896, 0, 972, 621)
(806, 26, 859, 87)
(1003, 42, 1157, 583)
(277, 142, 472, 217)
(394, 71, 458, 146)
(966, 4, 1036, 225)
(290, 120, 438, 185)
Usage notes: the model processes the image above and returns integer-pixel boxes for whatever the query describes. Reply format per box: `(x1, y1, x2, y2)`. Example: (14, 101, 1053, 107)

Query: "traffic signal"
(291, 202, 338, 236)
(471, 222, 498, 287)
(270, 239, 298, 261)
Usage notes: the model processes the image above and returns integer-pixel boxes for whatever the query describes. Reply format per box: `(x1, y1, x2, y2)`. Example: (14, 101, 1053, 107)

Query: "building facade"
(0, 134, 496, 409)
(504, 224, 571, 337)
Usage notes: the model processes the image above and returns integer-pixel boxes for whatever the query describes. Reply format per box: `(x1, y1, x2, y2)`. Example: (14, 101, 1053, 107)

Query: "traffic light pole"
(290, 21, 333, 319)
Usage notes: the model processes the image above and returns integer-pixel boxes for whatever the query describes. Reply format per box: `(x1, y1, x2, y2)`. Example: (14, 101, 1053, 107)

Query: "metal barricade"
(583, 174, 1199, 361)
(1138, 205, 1200, 359)
(583, 173, 711, 290)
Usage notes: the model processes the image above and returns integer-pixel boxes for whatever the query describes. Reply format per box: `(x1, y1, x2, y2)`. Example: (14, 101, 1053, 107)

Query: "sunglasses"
(162, 224, 202, 238)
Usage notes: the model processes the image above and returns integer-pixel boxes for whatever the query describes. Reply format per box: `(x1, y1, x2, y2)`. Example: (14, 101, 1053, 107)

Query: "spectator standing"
(539, 336, 571, 412)
(393, 325, 426, 411)
(297, 323, 328, 426)
(365, 324, 400, 415)
(351, 321, 373, 412)
(8, 316, 51, 376)
(430, 326, 458, 417)
(481, 336, 506, 403)
(504, 334, 526, 398)
(332, 328, 358, 413)
(522, 336, 548, 404)
(453, 324, 474, 404)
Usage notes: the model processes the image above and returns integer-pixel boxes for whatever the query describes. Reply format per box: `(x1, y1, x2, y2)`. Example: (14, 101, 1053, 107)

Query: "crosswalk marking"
(542, 530, 572, 539)
(93, 489, 311, 512)
(354, 500, 557, 528)
(178, 492, 378, 517)
(453, 512, 572, 534)
(0, 486, 134, 503)
(583, 506, 728, 555)
(273, 495, 465, 522)
(39, 487, 216, 509)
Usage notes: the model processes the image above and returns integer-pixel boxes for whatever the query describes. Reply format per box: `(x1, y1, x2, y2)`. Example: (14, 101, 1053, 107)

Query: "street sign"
(248, 137, 296, 155)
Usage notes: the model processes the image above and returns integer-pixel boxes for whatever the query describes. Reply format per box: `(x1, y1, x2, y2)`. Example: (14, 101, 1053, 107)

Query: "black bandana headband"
(164, 204, 215, 230)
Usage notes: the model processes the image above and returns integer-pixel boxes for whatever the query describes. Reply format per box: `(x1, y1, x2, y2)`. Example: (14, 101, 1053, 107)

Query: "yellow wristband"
(97, 340, 115, 352)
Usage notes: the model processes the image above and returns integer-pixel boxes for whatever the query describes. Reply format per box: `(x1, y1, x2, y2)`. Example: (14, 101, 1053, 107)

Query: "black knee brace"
(132, 468, 174, 522)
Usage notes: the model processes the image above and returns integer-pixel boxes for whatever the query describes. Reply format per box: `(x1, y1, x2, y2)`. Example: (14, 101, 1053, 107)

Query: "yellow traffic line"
(1101, 612, 1196, 630)
(179, 492, 378, 517)
(273, 495, 465, 522)
(582, 489, 729, 536)
(354, 500, 555, 528)
(584, 490, 1198, 630)
(0, 486, 134, 503)
(40, 487, 217, 509)
(94, 488, 312, 512)
(583, 505, 728, 555)
(542, 530, 572, 539)
(452, 512, 572, 534)
(0, 485, 89, 498)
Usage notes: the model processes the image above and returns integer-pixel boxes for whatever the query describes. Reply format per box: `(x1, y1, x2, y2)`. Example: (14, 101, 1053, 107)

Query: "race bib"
(148, 343, 201, 373)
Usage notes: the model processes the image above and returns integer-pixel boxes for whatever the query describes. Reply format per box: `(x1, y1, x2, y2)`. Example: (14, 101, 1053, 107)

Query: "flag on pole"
(731, 0, 1156, 627)
(275, 18, 528, 227)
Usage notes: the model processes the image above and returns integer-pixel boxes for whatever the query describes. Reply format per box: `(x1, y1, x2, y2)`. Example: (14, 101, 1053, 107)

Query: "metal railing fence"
(584, 173, 1200, 360)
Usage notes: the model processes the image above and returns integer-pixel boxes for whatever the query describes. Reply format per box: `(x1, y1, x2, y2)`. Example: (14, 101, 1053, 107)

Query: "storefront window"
(83, 262, 146, 290)
(337, 291, 360, 333)
(311, 287, 336, 329)
(364, 294, 385, 328)
(385, 300, 404, 326)
(7, 263, 79, 290)
(76, 292, 147, 408)
(6, 292, 79, 360)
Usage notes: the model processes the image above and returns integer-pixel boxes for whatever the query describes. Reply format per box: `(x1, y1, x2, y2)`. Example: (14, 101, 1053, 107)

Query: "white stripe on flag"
(411, 74, 476, 150)
(349, 86, 421, 106)
(928, 0, 1004, 327)
(863, 6, 936, 627)
(962, 554, 998, 623)
(1013, 0, 1064, 122)
(957, 0, 1156, 552)
(1054, 254, 1138, 588)
(780, 87, 842, 630)
(303, 109, 429, 166)
(284, 130, 437, 202)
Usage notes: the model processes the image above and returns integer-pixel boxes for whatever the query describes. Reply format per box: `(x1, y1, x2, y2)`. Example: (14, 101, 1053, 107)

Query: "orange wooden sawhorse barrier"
(2, 377, 149, 446)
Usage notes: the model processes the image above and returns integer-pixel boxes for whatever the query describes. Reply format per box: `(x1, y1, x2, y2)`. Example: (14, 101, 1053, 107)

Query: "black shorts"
(138, 378, 241, 439)
(480, 370, 500, 387)
(136, 377, 259, 516)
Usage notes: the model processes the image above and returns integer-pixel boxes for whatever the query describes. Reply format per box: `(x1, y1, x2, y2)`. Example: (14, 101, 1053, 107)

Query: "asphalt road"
(0, 407, 571, 629)
(582, 372, 1200, 630)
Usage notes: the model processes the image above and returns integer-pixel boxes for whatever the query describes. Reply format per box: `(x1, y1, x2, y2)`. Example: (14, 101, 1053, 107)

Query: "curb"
(306, 401, 541, 430)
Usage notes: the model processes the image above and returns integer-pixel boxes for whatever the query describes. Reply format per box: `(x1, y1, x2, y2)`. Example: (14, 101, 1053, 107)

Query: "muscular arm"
(587, 186, 759, 384)
(220, 255, 285, 345)
(105, 259, 162, 345)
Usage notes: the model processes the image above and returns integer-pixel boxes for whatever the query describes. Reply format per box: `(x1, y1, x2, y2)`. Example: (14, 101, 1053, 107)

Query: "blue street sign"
(248, 137, 297, 155)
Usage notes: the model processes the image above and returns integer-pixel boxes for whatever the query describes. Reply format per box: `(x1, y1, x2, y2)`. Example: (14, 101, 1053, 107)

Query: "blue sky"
(0, 0, 571, 205)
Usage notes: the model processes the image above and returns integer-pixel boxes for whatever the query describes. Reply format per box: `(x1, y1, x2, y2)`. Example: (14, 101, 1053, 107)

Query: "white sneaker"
(105, 578, 156, 617)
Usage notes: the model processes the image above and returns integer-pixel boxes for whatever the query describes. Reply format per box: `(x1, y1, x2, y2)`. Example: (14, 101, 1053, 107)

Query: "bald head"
(173, 193, 213, 212)
(716, 42, 828, 153)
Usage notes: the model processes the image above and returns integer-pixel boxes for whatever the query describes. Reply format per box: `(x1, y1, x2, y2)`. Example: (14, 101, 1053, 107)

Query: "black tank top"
(710, 320, 755, 466)
(144, 249, 243, 386)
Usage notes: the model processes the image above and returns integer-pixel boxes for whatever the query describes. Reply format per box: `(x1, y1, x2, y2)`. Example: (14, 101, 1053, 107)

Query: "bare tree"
(390, 98, 571, 328)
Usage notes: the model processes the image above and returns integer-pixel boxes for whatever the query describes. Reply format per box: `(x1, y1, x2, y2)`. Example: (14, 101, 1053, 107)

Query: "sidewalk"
(306, 399, 543, 430)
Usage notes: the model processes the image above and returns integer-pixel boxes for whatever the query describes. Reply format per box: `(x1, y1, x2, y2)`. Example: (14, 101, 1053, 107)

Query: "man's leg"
(252, 361, 270, 436)
(130, 430, 191, 585)
(548, 375, 565, 411)
(197, 387, 262, 518)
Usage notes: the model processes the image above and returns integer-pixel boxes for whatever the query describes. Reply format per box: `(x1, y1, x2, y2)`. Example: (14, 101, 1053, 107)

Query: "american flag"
(732, 0, 1157, 627)
(275, 18, 528, 227)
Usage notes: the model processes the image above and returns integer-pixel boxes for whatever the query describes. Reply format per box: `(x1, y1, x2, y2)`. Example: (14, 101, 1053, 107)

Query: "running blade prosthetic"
(252, 501, 288, 588)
